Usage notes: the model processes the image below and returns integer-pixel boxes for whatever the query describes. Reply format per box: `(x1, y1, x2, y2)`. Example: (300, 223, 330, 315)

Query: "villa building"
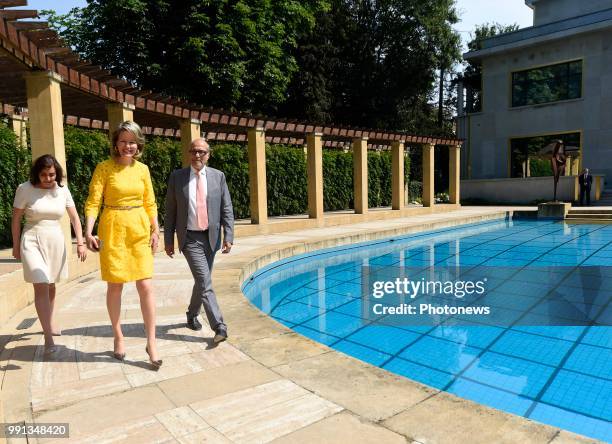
(457, 0, 612, 201)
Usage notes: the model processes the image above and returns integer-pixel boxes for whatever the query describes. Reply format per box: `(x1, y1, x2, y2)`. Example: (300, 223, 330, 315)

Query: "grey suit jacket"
(164, 166, 234, 252)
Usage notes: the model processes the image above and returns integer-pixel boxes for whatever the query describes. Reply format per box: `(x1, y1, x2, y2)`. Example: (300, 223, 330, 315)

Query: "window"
(510, 132, 580, 178)
(512, 60, 582, 107)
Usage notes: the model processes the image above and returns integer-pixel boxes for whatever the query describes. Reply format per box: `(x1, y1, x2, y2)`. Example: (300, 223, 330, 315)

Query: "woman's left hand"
(77, 244, 87, 262)
(151, 231, 160, 253)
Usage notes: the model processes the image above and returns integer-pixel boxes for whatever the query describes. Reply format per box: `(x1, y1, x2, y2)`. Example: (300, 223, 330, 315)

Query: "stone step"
(566, 214, 612, 219)
(567, 210, 612, 215)
(565, 218, 612, 224)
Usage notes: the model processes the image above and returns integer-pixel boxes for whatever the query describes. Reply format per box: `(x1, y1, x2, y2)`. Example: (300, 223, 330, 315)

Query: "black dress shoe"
(186, 313, 202, 331)
(213, 327, 228, 343)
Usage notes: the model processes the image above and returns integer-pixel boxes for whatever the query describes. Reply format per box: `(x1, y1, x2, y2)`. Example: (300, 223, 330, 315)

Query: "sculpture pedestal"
(538, 202, 571, 220)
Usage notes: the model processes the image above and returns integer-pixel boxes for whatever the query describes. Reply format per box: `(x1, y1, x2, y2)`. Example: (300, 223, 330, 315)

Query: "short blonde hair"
(111, 121, 145, 159)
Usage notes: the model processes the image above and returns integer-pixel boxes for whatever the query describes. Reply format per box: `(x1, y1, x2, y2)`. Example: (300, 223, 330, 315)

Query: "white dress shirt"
(187, 166, 208, 231)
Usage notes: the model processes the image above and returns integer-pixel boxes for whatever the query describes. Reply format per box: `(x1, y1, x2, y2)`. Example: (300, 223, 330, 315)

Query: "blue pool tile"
(494, 280, 554, 297)
(482, 291, 539, 312)
(447, 378, 532, 416)
(461, 351, 555, 398)
(302, 311, 365, 338)
(383, 357, 454, 389)
(511, 326, 586, 342)
(581, 326, 612, 348)
(293, 325, 342, 346)
(345, 325, 421, 355)
(399, 336, 480, 374)
(430, 325, 504, 349)
(293, 291, 355, 310)
(491, 330, 573, 366)
(529, 403, 612, 443)
(333, 340, 391, 366)
(564, 344, 612, 379)
(530, 298, 601, 324)
(270, 302, 322, 324)
(332, 299, 366, 318)
(325, 281, 364, 298)
(540, 370, 612, 421)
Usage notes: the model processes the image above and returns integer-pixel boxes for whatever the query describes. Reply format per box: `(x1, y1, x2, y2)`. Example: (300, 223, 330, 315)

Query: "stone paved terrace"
(0, 207, 602, 444)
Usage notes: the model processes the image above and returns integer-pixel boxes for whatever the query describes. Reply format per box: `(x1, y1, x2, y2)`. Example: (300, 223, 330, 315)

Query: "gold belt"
(104, 205, 142, 210)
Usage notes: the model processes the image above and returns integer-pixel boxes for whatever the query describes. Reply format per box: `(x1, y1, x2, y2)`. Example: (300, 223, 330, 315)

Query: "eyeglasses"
(189, 150, 210, 156)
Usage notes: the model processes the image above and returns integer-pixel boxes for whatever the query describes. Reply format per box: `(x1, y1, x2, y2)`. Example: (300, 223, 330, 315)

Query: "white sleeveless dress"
(13, 182, 75, 283)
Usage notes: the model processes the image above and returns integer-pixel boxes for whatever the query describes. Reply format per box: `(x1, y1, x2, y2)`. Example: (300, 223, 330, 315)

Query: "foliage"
(408, 181, 423, 203)
(459, 23, 519, 113)
(529, 158, 553, 177)
(42, 0, 327, 115)
(64, 125, 109, 222)
(44, 0, 461, 133)
(322, 149, 353, 211)
(140, 136, 182, 226)
(207, 143, 250, 219)
(0, 123, 30, 247)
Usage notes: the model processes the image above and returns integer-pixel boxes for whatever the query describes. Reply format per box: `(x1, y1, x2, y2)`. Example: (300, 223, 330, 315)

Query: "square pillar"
(307, 132, 324, 220)
(180, 118, 201, 167)
(422, 143, 435, 207)
(24, 71, 71, 251)
(248, 127, 267, 224)
(353, 137, 368, 214)
(10, 114, 28, 148)
(449, 144, 461, 204)
(106, 102, 135, 135)
(391, 141, 405, 210)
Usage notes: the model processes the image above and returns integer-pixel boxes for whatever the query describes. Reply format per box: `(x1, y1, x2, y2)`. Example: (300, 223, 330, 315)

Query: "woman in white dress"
(11, 155, 87, 352)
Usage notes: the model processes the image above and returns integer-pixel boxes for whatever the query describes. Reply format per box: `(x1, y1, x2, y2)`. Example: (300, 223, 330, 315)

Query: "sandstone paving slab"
(156, 360, 281, 407)
(43, 415, 175, 444)
(34, 386, 175, 439)
(237, 332, 331, 367)
(382, 391, 559, 444)
(190, 379, 343, 444)
(272, 351, 435, 422)
(177, 428, 232, 444)
(550, 431, 604, 444)
(154, 406, 210, 439)
(270, 411, 408, 444)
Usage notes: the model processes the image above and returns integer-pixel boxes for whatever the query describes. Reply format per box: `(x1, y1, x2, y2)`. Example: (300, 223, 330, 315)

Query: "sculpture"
(551, 140, 566, 201)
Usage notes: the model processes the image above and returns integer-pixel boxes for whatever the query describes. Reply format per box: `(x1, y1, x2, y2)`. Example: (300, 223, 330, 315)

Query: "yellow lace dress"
(85, 159, 157, 283)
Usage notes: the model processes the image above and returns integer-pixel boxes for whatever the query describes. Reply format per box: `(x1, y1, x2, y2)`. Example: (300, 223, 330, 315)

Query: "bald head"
(189, 138, 211, 170)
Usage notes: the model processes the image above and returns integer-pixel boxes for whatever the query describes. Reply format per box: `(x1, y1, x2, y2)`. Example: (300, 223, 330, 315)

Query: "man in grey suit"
(164, 138, 234, 343)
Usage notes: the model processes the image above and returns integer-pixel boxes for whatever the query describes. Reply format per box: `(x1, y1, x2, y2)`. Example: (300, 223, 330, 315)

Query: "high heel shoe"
(145, 345, 162, 370)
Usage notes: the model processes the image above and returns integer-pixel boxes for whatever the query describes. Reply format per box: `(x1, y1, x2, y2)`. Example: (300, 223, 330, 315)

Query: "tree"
(43, 0, 327, 114)
(43, 1, 462, 134)
(459, 23, 519, 112)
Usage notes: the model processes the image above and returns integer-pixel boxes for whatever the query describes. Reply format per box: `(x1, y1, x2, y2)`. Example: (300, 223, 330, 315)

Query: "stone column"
(248, 127, 267, 224)
(391, 141, 405, 210)
(24, 71, 71, 251)
(180, 118, 201, 167)
(422, 143, 435, 207)
(10, 114, 28, 148)
(307, 132, 324, 220)
(353, 137, 368, 214)
(449, 144, 461, 205)
(106, 102, 135, 136)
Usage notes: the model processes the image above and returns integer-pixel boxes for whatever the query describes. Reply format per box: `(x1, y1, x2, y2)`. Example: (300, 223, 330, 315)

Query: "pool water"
(242, 220, 612, 441)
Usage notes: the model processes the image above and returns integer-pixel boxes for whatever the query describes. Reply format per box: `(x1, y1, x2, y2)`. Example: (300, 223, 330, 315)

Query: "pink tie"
(196, 172, 208, 230)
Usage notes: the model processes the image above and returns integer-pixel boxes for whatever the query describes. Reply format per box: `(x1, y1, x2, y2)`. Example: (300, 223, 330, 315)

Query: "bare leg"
(106, 283, 125, 355)
(136, 278, 159, 361)
(48, 283, 61, 335)
(33, 283, 54, 347)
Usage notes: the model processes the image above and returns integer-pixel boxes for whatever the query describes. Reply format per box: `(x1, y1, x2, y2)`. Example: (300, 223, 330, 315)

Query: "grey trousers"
(183, 230, 226, 331)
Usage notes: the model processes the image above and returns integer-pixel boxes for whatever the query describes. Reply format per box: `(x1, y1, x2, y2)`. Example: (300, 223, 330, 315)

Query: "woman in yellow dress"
(85, 121, 162, 368)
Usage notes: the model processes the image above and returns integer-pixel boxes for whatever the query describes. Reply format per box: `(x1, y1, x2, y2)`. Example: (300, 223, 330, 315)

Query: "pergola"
(0, 0, 462, 235)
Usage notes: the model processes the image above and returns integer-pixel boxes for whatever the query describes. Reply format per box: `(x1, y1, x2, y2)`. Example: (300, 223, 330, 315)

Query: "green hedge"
(0, 122, 30, 247)
(1, 125, 413, 247)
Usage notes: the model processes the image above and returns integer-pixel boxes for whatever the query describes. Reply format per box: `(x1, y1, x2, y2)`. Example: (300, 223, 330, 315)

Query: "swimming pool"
(242, 219, 612, 442)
